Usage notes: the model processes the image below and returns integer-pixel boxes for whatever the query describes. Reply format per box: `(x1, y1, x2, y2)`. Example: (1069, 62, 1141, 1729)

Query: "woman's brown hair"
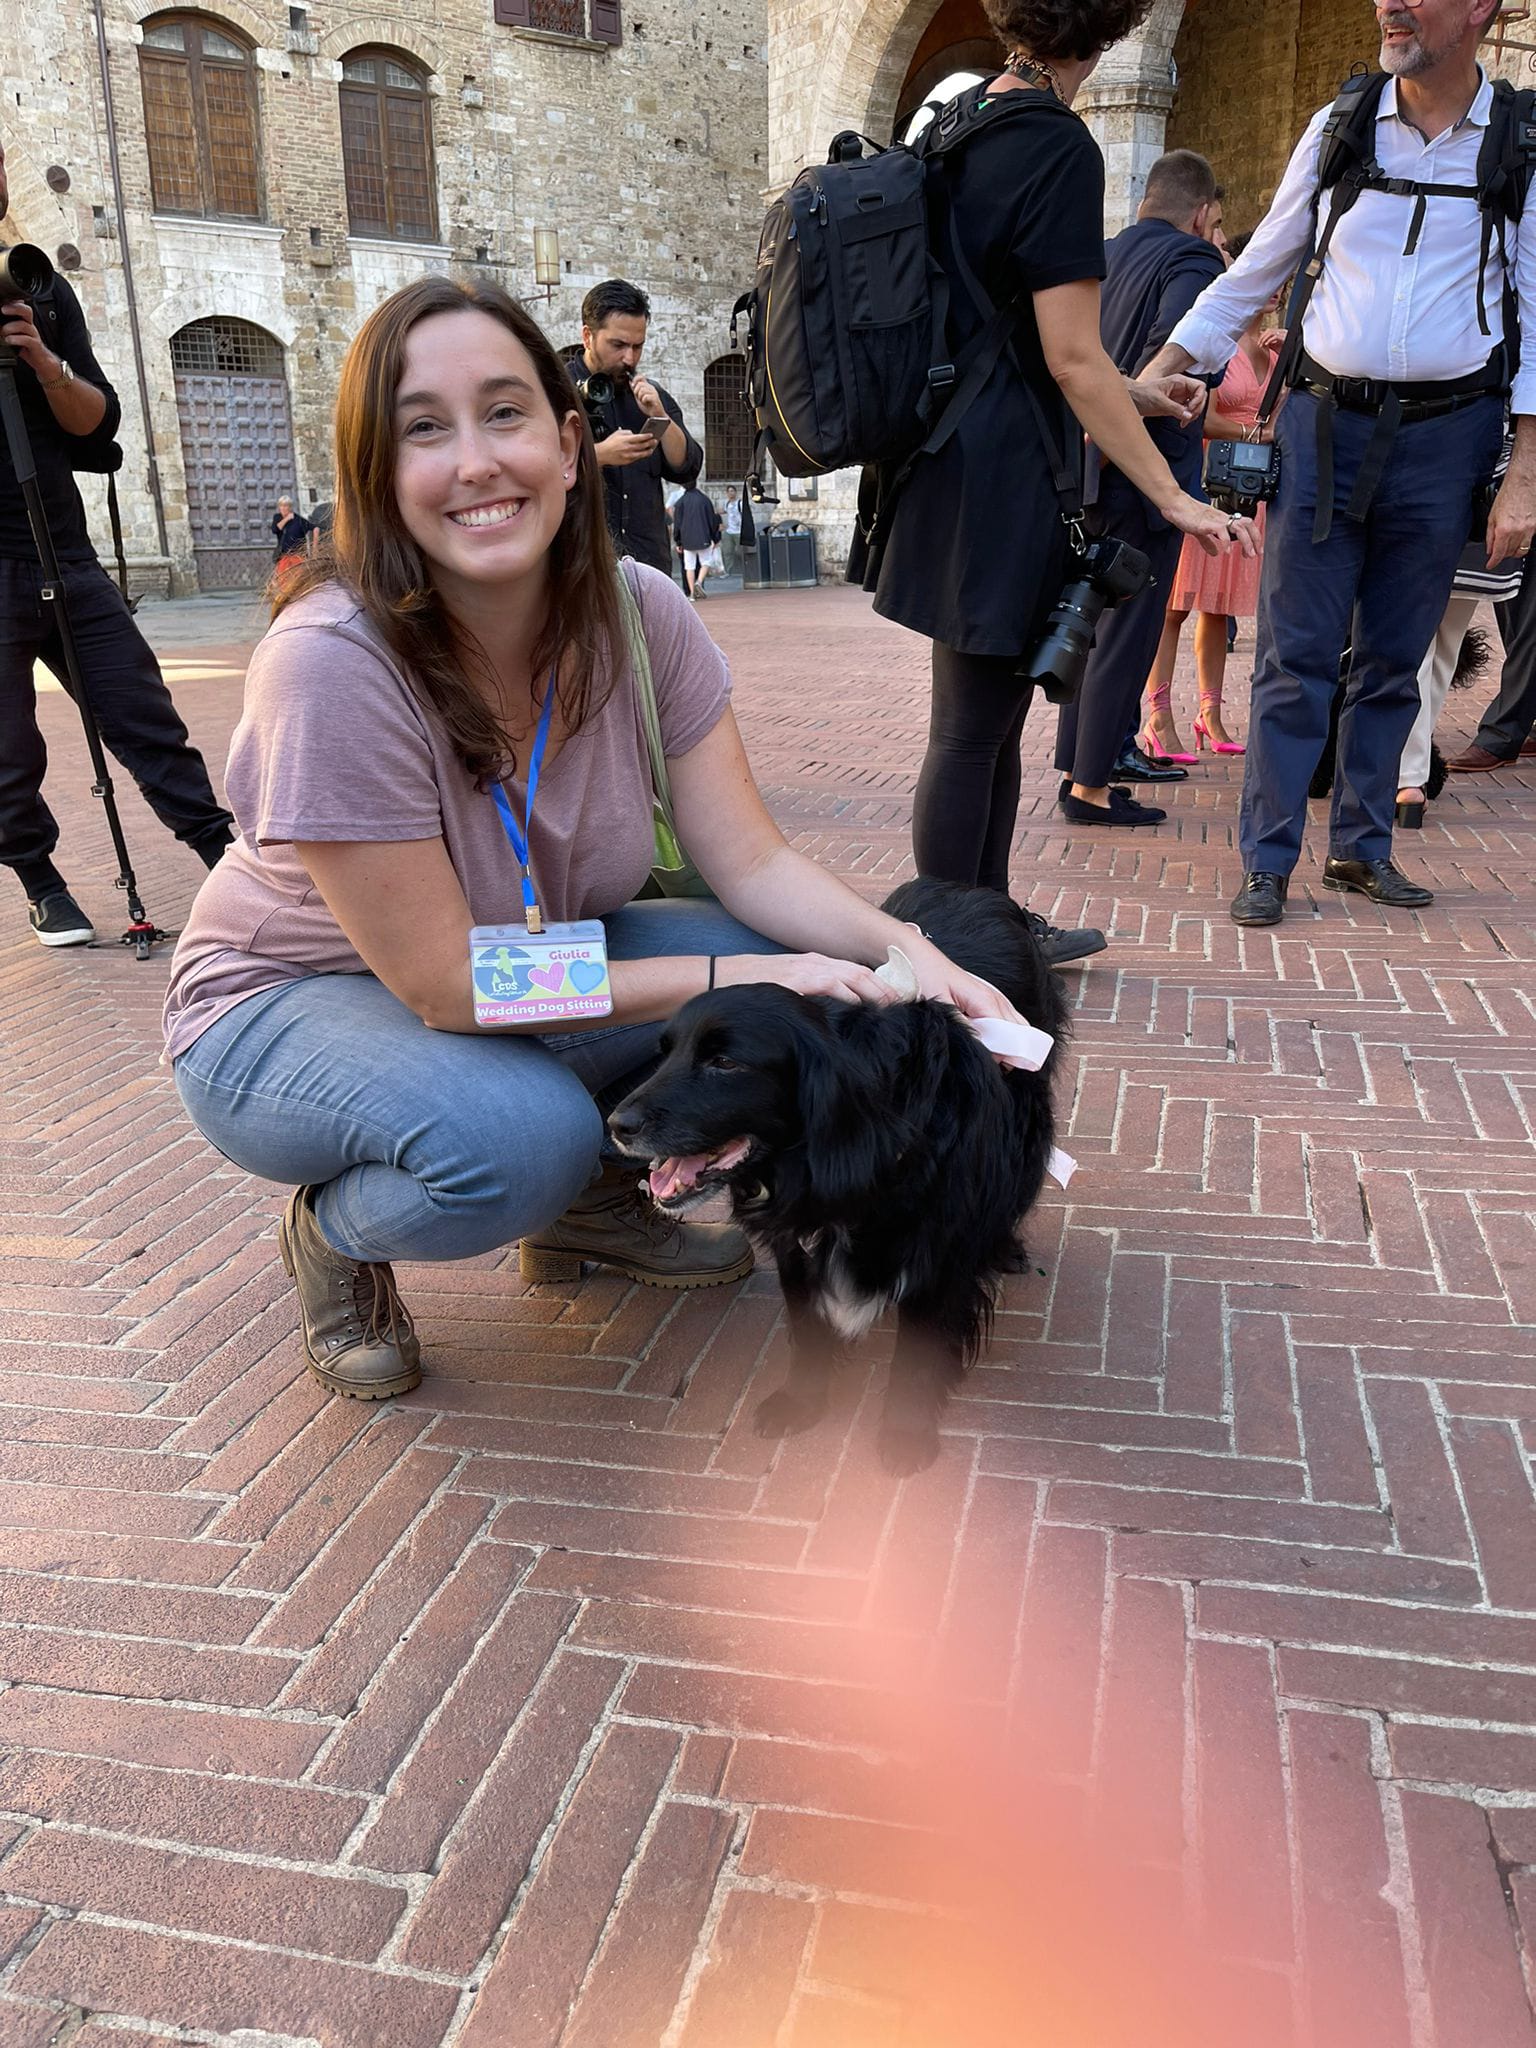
(982, 0, 1155, 63)
(275, 275, 621, 784)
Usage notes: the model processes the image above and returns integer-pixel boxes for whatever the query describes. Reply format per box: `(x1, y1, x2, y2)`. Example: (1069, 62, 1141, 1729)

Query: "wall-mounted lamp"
(533, 227, 560, 302)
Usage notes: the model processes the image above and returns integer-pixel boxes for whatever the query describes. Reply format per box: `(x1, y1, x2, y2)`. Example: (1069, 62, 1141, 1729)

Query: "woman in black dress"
(853, 0, 1251, 959)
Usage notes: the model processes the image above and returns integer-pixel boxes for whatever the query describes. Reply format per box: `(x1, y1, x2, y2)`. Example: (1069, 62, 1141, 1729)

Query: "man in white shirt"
(1142, 0, 1536, 927)
(721, 485, 743, 578)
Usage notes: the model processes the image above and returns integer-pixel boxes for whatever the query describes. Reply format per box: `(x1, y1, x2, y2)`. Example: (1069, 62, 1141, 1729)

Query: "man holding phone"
(575, 279, 702, 573)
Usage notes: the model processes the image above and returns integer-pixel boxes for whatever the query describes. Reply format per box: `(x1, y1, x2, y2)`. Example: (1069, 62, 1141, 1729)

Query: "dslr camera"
(1025, 534, 1153, 705)
(569, 365, 617, 443)
(1204, 435, 1281, 515)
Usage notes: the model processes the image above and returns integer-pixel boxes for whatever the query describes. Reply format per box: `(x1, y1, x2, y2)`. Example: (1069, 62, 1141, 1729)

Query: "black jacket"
(1089, 217, 1225, 513)
(271, 511, 313, 560)
(584, 371, 702, 573)
(0, 275, 123, 564)
(672, 487, 721, 552)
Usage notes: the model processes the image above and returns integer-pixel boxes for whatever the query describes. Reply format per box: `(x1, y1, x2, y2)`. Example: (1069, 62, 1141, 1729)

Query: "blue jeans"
(173, 899, 782, 1265)
(1240, 388, 1504, 873)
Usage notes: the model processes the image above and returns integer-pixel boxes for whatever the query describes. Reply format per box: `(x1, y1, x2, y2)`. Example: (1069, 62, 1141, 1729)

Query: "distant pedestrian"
(673, 484, 722, 600)
(721, 485, 743, 577)
(271, 495, 312, 563)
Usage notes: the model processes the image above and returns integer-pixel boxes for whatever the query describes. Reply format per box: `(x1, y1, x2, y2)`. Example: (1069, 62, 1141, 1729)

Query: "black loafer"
(1061, 789, 1166, 827)
(1230, 872, 1288, 926)
(1112, 741, 1189, 784)
(1322, 856, 1433, 908)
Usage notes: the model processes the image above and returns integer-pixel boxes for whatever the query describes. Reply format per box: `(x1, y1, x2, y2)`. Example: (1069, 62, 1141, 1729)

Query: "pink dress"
(1168, 342, 1269, 619)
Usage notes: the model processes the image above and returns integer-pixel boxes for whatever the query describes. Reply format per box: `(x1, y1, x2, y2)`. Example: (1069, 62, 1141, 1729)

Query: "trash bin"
(768, 521, 818, 588)
(741, 530, 775, 587)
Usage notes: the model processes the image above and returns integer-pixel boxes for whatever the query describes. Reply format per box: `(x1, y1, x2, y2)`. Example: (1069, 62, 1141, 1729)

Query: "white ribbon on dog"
(873, 945, 1078, 1188)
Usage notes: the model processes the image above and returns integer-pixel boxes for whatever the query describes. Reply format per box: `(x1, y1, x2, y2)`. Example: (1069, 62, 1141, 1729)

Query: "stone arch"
(772, 0, 1191, 215)
(127, 0, 278, 48)
(771, 0, 945, 186)
(318, 13, 443, 74)
(144, 290, 298, 353)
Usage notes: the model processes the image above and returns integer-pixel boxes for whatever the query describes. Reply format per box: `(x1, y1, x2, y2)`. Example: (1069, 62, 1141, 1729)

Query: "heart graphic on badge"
(569, 959, 606, 995)
(529, 963, 565, 993)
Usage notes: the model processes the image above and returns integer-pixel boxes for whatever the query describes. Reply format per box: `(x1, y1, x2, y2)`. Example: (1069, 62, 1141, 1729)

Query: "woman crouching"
(162, 277, 1027, 1400)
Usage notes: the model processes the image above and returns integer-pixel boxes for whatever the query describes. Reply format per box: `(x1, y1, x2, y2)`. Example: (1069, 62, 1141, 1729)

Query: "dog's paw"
(877, 1423, 941, 1477)
(753, 1388, 827, 1441)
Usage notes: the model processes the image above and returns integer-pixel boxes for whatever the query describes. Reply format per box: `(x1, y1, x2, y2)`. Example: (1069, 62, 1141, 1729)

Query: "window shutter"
(590, 0, 622, 45)
(492, 0, 532, 24)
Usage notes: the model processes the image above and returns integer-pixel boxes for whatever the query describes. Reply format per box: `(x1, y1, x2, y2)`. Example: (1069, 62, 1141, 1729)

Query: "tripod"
(0, 255, 168, 960)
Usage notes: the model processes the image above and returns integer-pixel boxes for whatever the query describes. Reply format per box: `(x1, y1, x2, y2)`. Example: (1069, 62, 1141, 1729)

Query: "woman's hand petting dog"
(718, 953, 899, 1006)
(717, 939, 1028, 1031)
(897, 932, 1030, 1029)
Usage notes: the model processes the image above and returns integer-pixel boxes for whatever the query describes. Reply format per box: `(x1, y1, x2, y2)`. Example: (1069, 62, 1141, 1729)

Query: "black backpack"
(1262, 68, 1536, 419)
(730, 84, 1056, 479)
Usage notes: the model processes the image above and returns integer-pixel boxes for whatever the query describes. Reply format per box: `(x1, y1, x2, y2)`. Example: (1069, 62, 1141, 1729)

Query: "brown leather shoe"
(1446, 743, 1515, 772)
(277, 1187, 423, 1400)
(519, 1159, 755, 1288)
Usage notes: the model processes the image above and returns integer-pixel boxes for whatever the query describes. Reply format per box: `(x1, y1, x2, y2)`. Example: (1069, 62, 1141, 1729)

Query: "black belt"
(1294, 354, 1503, 542)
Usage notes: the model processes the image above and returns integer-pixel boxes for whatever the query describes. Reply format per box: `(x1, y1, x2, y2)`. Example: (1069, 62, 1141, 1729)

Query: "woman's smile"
(447, 499, 528, 530)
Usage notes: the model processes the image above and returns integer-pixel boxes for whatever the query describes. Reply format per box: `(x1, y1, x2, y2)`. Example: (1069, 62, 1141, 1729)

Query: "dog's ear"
(795, 1015, 908, 1211)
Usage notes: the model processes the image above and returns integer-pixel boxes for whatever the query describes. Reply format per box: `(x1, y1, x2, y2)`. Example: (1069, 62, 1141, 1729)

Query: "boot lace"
(348, 1260, 414, 1348)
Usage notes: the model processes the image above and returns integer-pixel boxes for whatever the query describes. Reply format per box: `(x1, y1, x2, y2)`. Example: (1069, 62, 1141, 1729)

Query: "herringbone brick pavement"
(2, 584, 1535, 2046)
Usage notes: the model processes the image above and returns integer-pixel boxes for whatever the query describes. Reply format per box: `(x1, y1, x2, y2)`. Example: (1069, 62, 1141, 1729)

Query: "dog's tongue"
(648, 1154, 710, 1202)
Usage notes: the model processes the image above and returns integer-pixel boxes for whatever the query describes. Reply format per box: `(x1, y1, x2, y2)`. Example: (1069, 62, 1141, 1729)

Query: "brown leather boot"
(518, 1160, 755, 1288)
(277, 1187, 423, 1399)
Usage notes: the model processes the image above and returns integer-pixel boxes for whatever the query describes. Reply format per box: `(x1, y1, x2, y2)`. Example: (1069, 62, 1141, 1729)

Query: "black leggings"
(912, 642, 1034, 895)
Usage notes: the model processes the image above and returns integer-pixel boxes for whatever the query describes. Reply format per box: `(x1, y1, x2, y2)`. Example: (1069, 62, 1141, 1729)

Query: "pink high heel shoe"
(1194, 712, 1245, 757)
(1138, 722, 1198, 766)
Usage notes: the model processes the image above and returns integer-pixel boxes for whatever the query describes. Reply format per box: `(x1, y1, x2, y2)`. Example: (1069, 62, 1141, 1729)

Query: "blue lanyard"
(490, 668, 558, 933)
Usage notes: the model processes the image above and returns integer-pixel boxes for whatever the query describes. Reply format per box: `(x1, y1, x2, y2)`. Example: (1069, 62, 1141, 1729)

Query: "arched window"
(340, 48, 438, 242)
(703, 353, 753, 481)
(139, 13, 262, 219)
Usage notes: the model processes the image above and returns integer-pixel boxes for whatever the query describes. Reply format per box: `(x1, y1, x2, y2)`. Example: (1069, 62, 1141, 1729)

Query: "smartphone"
(641, 414, 669, 438)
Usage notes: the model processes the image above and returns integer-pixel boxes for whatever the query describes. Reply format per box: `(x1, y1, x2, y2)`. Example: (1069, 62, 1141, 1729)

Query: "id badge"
(470, 920, 613, 1028)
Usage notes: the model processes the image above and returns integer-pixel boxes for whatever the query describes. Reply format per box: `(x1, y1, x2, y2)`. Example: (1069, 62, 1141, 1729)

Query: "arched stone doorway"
(170, 317, 299, 590)
(767, 0, 1191, 223)
(1166, 0, 1377, 228)
(893, 0, 1000, 133)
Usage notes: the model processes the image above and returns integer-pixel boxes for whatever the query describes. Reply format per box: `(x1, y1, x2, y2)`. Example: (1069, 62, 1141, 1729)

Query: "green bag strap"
(616, 561, 680, 837)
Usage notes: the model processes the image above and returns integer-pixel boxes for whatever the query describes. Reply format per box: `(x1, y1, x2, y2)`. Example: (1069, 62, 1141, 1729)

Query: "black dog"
(607, 880, 1069, 1475)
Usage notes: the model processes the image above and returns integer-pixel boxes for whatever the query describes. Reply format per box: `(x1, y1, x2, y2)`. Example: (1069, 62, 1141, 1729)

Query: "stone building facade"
(2, 0, 768, 591)
(762, 0, 1536, 572)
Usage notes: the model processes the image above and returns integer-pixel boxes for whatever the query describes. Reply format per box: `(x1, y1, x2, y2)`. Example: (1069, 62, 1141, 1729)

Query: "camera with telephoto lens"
(569, 366, 618, 442)
(1024, 534, 1154, 705)
(1204, 435, 1281, 515)
(0, 242, 55, 362)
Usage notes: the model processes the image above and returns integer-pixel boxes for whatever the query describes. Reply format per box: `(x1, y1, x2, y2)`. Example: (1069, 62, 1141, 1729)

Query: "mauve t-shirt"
(161, 562, 729, 1061)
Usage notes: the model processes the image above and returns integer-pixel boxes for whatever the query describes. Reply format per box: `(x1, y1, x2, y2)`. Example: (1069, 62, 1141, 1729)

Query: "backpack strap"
(1258, 72, 1392, 424)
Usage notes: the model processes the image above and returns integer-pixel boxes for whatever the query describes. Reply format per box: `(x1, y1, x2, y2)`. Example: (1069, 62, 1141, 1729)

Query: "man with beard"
(573, 279, 702, 574)
(1141, 0, 1536, 927)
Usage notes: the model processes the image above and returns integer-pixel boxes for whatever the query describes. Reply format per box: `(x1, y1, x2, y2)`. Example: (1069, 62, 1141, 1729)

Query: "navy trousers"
(1240, 389, 1504, 873)
(1053, 468, 1186, 789)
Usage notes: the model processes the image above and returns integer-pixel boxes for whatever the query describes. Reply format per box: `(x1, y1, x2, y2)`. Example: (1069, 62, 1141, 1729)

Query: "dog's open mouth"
(647, 1136, 754, 1207)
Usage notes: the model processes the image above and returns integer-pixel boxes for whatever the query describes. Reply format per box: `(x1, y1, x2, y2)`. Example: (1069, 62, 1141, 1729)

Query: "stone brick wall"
(1165, 0, 1377, 231)
(3, 0, 767, 590)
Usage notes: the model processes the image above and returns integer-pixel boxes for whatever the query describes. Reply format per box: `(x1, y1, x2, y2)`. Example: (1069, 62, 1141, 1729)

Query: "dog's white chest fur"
(809, 1238, 896, 1343)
